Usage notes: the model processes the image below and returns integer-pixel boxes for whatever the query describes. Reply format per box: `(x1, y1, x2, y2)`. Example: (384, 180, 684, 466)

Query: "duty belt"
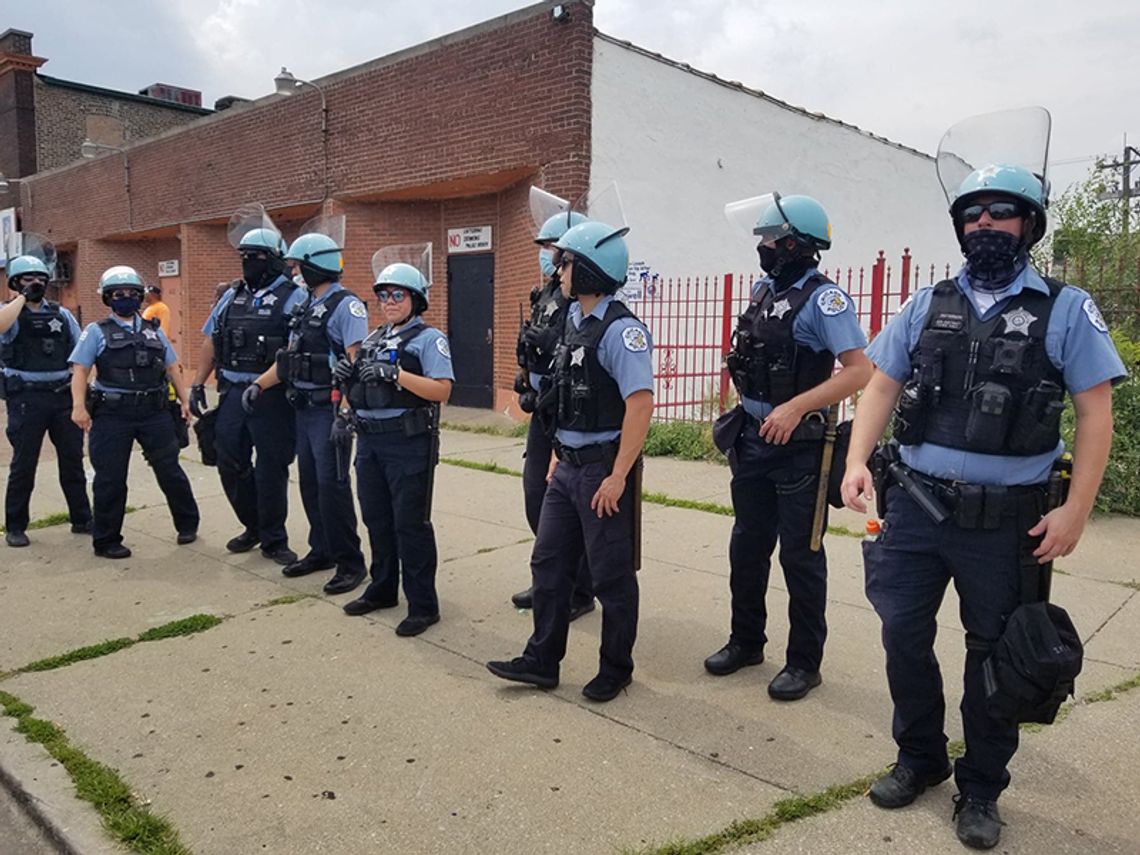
(745, 411, 828, 442)
(355, 408, 432, 437)
(894, 467, 1046, 531)
(285, 387, 332, 409)
(555, 440, 620, 467)
(90, 388, 167, 409)
(3, 376, 69, 395)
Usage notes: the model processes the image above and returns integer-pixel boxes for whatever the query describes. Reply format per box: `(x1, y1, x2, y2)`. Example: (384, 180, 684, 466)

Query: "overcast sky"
(8, 0, 1139, 194)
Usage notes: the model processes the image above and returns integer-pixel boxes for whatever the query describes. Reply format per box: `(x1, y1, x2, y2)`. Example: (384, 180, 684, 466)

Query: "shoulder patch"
(1082, 297, 1109, 334)
(435, 336, 451, 359)
(621, 325, 649, 353)
(817, 287, 850, 316)
(348, 300, 368, 319)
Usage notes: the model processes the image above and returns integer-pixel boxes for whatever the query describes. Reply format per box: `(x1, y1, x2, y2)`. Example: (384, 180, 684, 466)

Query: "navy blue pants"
(864, 485, 1024, 801)
(89, 406, 199, 549)
(525, 459, 639, 681)
(4, 389, 91, 532)
(727, 428, 828, 672)
(355, 430, 439, 617)
(215, 384, 295, 550)
(522, 416, 594, 608)
(294, 404, 365, 576)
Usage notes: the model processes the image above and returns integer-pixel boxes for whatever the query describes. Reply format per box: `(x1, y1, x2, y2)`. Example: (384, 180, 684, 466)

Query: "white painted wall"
(590, 37, 963, 282)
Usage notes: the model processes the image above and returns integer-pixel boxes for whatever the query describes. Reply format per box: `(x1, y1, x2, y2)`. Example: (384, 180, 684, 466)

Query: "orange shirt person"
(142, 285, 171, 337)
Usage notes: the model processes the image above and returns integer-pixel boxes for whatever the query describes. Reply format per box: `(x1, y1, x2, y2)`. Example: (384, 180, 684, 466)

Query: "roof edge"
(37, 74, 212, 115)
(593, 30, 933, 161)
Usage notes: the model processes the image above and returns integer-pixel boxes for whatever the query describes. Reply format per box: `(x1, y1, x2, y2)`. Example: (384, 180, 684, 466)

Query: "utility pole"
(1096, 137, 1140, 237)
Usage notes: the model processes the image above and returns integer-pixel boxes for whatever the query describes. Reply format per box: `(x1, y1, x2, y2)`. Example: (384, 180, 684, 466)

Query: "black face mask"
(300, 265, 331, 289)
(242, 256, 271, 288)
(758, 244, 813, 287)
(110, 295, 142, 317)
(962, 230, 1027, 290)
(21, 281, 47, 303)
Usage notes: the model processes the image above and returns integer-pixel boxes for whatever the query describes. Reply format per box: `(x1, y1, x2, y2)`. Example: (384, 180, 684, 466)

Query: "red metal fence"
(640, 249, 1140, 422)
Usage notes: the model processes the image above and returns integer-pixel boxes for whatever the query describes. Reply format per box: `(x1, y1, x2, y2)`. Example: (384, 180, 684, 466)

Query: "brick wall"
(21, 2, 595, 405)
(34, 78, 208, 172)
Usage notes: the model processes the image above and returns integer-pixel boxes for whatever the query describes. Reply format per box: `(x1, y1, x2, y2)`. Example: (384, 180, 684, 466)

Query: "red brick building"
(14, 2, 595, 409)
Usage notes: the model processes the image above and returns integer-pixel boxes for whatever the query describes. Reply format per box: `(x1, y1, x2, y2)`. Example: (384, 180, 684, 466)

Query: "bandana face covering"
(962, 230, 1026, 290)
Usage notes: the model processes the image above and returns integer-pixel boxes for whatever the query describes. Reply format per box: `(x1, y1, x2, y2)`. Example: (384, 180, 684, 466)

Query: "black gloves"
(333, 356, 355, 385)
(330, 413, 354, 447)
(358, 360, 400, 385)
(189, 384, 208, 418)
(522, 323, 559, 355)
(240, 383, 262, 414)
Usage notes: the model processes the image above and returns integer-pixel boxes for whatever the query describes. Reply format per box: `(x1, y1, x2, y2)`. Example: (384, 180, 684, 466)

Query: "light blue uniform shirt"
(286, 283, 369, 390)
(202, 275, 308, 384)
(354, 317, 454, 420)
(740, 268, 868, 420)
(68, 314, 179, 392)
(0, 301, 83, 383)
(866, 265, 1128, 485)
(556, 295, 654, 449)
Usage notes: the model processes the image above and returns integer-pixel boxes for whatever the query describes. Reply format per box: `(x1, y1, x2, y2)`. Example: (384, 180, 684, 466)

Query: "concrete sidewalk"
(0, 414, 1136, 854)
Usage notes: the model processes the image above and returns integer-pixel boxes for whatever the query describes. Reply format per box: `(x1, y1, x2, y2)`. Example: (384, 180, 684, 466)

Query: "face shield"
(226, 203, 282, 250)
(936, 107, 1052, 206)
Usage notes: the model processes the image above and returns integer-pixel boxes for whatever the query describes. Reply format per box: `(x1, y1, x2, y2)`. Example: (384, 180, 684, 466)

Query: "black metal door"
(446, 253, 495, 408)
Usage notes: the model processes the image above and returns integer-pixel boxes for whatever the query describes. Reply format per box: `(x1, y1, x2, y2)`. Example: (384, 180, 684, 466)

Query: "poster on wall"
(622, 261, 659, 302)
(0, 208, 16, 269)
(447, 226, 493, 254)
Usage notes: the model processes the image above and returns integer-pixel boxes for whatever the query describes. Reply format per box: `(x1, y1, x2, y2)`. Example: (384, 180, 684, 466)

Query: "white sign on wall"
(447, 226, 493, 254)
(158, 259, 180, 277)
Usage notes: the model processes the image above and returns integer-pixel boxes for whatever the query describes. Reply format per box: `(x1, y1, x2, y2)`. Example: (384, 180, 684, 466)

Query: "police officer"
(69, 266, 200, 558)
(841, 163, 1126, 850)
(338, 253, 453, 636)
(709, 194, 869, 701)
(487, 220, 653, 703)
(191, 226, 305, 564)
(0, 253, 91, 546)
(510, 204, 595, 619)
(243, 231, 368, 594)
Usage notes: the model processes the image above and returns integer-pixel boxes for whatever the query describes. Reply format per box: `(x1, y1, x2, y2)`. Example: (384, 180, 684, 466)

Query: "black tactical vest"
(518, 279, 568, 376)
(213, 278, 298, 373)
(894, 278, 1066, 456)
(347, 323, 431, 411)
(726, 274, 837, 404)
(551, 301, 638, 434)
(274, 289, 354, 388)
(1, 302, 74, 373)
(94, 317, 167, 391)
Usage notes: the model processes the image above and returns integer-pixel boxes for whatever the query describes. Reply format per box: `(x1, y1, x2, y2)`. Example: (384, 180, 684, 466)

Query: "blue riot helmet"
(535, 210, 588, 245)
(239, 227, 287, 256)
(6, 255, 51, 292)
(238, 227, 288, 287)
(371, 243, 432, 315)
(99, 265, 145, 307)
(554, 220, 630, 297)
(949, 163, 1048, 248)
(285, 233, 343, 287)
(754, 194, 832, 252)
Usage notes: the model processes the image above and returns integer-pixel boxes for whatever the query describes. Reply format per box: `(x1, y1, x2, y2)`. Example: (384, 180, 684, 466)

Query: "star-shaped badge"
(768, 299, 792, 320)
(570, 347, 585, 367)
(142, 328, 159, 340)
(261, 293, 278, 306)
(1000, 306, 1037, 337)
(47, 318, 64, 333)
(312, 303, 328, 318)
(543, 301, 558, 318)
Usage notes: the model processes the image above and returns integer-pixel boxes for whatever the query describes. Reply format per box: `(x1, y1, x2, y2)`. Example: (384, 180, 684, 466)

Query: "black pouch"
(0, 374, 7, 401)
(892, 379, 926, 444)
(1008, 381, 1065, 455)
(826, 420, 853, 509)
(168, 400, 190, 449)
(193, 407, 219, 466)
(274, 350, 295, 383)
(401, 408, 431, 438)
(952, 483, 983, 529)
(712, 405, 746, 454)
(965, 382, 1012, 452)
(767, 360, 795, 404)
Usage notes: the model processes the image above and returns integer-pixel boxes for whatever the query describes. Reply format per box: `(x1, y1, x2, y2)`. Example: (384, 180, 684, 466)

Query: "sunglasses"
(108, 288, 141, 300)
(959, 201, 1024, 224)
(557, 255, 574, 270)
(239, 250, 268, 261)
(374, 288, 408, 303)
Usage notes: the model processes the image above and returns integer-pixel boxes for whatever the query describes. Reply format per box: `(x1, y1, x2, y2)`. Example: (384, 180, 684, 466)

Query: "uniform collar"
(107, 314, 141, 331)
(255, 274, 291, 296)
(761, 266, 819, 296)
(954, 264, 1049, 299)
(310, 281, 343, 305)
(389, 316, 424, 335)
(569, 294, 614, 324)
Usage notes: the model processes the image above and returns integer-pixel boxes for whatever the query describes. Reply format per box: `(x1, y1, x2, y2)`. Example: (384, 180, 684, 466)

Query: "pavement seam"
(1081, 587, 1138, 646)
(0, 753, 89, 855)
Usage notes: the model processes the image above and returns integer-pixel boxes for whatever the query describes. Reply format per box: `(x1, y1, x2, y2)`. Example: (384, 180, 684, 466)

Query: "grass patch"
(0, 688, 191, 855)
(2, 505, 141, 535)
(644, 422, 723, 463)
(441, 420, 529, 438)
(440, 457, 523, 478)
(643, 491, 733, 517)
(5, 613, 223, 677)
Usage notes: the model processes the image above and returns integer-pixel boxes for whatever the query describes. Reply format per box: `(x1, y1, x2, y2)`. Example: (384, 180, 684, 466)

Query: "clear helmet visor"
(529, 186, 571, 232)
(724, 192, 789, 244)
(370, 243, 433, 286)
(8, 232, 58, 277)
(226, 203, 281, 250)
(573, 180, 628, 232)
(936, 106, 1052, 204)
(298, 212, 346, 249)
